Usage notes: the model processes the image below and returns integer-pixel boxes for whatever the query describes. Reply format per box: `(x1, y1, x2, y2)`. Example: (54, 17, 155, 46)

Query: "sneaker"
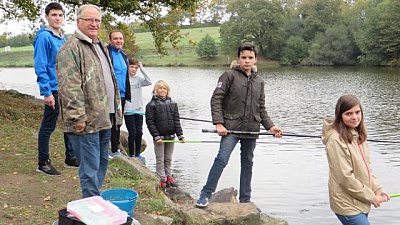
(64, 157, 79, 168)
(136, 155, 146, 165)
(160, 179, 167, 189)
(109, 150, 122, 159)
(37, 160, 61, 176)
(240, 200, 252, 203)
(166, 176, 177, 187)
(196, 191, 209, 208)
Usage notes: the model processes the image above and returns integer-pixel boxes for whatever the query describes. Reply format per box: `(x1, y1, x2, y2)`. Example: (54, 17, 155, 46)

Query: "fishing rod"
(201, 129, 400, 144)
(202, 129, 318, 138)
(161, 139, 276, 144)
(390, 193, 400, 198)
(180, 117, 399, 144)
(180, 116, 213, 123)
(162, 140, 217, 143)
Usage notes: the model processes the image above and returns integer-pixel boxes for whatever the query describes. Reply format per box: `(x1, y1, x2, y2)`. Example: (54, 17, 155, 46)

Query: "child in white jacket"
(124, 57, 152, 164)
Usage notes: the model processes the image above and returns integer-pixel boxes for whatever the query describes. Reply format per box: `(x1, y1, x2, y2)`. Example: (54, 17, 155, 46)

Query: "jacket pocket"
(224, 114, 241, 130)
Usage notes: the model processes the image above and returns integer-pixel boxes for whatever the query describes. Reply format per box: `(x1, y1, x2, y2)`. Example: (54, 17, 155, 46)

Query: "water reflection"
(1, 67, 399, 225)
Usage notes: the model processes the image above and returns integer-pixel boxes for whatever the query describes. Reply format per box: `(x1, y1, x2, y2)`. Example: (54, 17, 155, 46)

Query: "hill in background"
(0, 26, 236, 67)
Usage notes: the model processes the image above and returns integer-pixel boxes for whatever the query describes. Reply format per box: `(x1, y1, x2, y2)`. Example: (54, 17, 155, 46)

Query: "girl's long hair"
(332, 94, 367, 144)
(152, 80, 171, 98)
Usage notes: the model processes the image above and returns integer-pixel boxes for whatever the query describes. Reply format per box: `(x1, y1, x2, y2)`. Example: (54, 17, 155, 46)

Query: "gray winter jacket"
(211, 66, 274, 138)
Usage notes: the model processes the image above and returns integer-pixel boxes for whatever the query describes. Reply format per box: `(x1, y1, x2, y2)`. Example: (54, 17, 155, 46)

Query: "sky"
(0, 19, 77, 36)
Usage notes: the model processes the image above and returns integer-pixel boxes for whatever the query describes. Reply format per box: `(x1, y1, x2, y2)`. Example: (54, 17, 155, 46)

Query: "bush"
(195, 34, 218, 58)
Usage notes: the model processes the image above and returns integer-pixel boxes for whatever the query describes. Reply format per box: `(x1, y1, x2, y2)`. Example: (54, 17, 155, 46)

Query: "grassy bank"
(0, 26, 278, 67)
(0, 90, 175, 224)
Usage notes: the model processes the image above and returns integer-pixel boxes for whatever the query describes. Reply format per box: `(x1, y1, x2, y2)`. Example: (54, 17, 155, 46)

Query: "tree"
(8, 33, 32, 47)
(298, 0, 344, 41)
(357, 0, 400, 66)
(281, 35, 309, 65)
(219, 0, 286, 59)
(0, 0, 200, 55)
(196, 34, 218, 58)
(307, 24, 358, 66)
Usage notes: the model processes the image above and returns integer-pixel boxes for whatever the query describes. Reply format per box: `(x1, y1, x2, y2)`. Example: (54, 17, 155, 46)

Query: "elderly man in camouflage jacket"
(56, 4, 122, 198)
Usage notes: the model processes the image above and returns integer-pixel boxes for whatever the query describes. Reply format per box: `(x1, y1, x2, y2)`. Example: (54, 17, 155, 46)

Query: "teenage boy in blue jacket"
(33, 2, 78, 176)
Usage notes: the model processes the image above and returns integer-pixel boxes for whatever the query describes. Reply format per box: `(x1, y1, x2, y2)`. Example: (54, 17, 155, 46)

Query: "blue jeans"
(124, 114, 143, 156)
(336, 213, 370, 225)
(67, 129, 111, 198)
(201, 135, 256, 202)
(38, 93, 74, 162)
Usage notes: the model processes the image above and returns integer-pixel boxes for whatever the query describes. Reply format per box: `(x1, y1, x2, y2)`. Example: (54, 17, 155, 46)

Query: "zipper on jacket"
(358, 142, 371, 187)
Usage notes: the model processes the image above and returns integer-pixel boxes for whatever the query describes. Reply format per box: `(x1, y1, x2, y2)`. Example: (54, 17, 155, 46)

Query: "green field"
(0, 45, 34, 67)
(134, 26, 227, 66)
(0, 26, 235, 67)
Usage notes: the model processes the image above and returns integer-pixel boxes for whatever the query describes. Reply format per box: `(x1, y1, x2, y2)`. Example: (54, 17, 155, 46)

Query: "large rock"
(118, 131, 147, 155)
(112, 151, 288, 225)
(170, 188, 288, 225)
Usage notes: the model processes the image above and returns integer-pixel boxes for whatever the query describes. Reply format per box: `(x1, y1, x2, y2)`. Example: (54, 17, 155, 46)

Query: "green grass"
(134, 27, 228, 66)
(0, 91, 181, 224)
(0, 45, 34, 67)
(0, 26, 232, 67)
(0, 26, 278, 67)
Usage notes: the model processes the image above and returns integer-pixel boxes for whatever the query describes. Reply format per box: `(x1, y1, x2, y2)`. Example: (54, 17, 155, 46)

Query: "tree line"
(214, 0, 400, 66)
(2, 0, 399, 66)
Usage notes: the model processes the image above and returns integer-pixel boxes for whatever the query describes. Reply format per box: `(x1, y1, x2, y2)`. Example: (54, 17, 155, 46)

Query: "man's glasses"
(79, 18, 101, 24)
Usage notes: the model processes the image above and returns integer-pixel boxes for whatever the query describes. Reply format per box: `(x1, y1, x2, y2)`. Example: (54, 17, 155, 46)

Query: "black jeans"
(110, 98, 125, 152)
(38, 92, 74, 162)
(124, 114, 144, 156)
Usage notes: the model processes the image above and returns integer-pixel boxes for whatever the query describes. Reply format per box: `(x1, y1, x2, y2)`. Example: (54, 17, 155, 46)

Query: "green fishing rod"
(390, 193, 400, 198)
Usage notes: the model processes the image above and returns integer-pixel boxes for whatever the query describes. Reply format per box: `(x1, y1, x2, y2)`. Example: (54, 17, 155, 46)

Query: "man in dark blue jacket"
(33, 2, 78, 176)
(107, 30, 131, 157)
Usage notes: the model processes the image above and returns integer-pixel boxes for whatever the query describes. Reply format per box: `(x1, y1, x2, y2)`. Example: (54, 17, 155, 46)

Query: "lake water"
(1, 67, 400, 225)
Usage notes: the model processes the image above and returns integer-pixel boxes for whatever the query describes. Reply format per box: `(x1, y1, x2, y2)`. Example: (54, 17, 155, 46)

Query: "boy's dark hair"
(45, 2, 63, 15)
(128, 56, 139, 65)
(109, 30, 123, 40)
(237, 42, 257, 58)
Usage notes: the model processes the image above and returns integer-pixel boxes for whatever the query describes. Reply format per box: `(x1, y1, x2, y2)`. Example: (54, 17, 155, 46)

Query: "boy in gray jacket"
(124, 57, 152, 164)
(196, 43, 283, 207)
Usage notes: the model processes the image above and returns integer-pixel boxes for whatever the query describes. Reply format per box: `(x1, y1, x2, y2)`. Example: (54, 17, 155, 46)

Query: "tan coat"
(321, 119, 382, 215)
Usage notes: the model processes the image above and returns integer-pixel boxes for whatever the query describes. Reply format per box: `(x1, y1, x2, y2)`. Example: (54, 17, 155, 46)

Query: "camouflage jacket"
(56, 31, 122, 134)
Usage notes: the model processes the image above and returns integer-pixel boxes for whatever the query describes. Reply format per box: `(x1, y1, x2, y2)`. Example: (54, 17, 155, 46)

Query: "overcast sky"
(0, 18, 77, 36)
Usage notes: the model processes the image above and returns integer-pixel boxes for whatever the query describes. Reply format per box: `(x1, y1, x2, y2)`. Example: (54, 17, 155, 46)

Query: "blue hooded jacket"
(107, 45, 130, 100)
(33, 25, 66, 96)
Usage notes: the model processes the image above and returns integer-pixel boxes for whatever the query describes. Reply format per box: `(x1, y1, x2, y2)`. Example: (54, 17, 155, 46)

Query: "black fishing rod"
(162, 139, 275, 144)
(180, 117, 400, 144)
(202, 129, 400, 144)
(180, 116, 213, 123)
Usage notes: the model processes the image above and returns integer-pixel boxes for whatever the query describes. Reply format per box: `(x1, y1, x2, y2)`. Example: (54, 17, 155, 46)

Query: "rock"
(164, 187, 194, 203)
(119, 131, 147, 155)
(134, 213, 173, 225)
(5, 89, 35, 99)
(111, 148, 288, 225)
(174, 202, 279, 225)
(209, 187, 238, 203)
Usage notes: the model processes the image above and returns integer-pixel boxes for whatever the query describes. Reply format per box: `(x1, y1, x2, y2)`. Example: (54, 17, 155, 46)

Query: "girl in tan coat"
(322, 94, 389, 225)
